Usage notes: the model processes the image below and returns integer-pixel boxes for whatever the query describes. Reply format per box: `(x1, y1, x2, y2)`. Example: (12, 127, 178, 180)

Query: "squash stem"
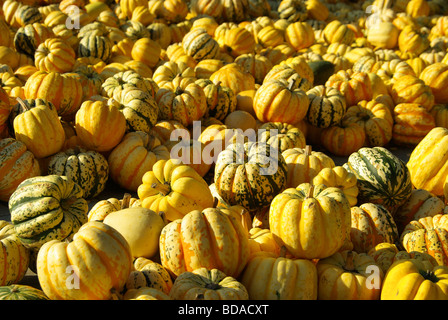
(151, 182, 170, 195)
(121, 193, 132, 209)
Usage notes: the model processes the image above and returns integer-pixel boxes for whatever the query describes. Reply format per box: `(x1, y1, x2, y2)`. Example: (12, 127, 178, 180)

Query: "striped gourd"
(102, 70, 159, 101)
(343, 147, 412, 213)
(306, 85, 346, 128)
(8, 175, 89, 249)
(125, 257, 173, 294)
(214, 141, 288, 211)
(109, 87, 159, 133)
(47, 147, 109, 199)
(78, 33, 112, 62)
(196, 79, 236, 121)
(15, 5, 43, 27)
(182, 27, 220, 62)
(14, 22, 54, 59)
(0, 284, 49, 300)
(258, 122, 306, 153)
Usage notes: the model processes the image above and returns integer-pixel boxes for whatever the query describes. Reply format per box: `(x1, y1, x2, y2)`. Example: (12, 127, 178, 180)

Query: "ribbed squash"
(182, 27, 219, 62)
(0, 220, 30, 286)
(36, 221, 133, 300)
(320, 121, 366, 157)
(306, 85, 346, 129)
(34, 37, 76, 73)
(108, 131, 170, 192)
(102, 70, 159, 101)
(8, 175, 88, 249)
(109, 87, 159, 134)
(0, 138, 40, 202)
(156, 80, 207, 127)
(312, 166, 359, 207)
(169, 267, 249, 300)
(138, 159, 214, 222)
(240, 251, 318, 300)
(350, 203, 399, 254)
(214, 141, 288, 212)
(381, 259, 448, 300)
(78, 33, 112, 62)
(269, 183, 351, 259)
(316, 250, 383, 300)
(125, 256, 173, 294)
(196, 79, 236, 121)
(258, 122, 306, 153)
(13, 98, 65, 159)
(0, 284, 49, 300)
(400, 214, 448, 266)
(282, 145, 335, 188)
(342, 99, 394, 147)
(407, 127, 448, 196)
(47, 147, 109, 199)
(88, 193, 141, 222)
(14, 22, 54, 59)
(343, 147, 412, 213)
(159, 207, 250, 278)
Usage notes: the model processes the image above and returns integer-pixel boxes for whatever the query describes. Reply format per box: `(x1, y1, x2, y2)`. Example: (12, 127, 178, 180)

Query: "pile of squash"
(1, 0, 448, 301)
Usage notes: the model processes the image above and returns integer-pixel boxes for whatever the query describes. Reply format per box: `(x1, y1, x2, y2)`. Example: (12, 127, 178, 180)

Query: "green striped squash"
(109, 87, 159, 133)
(102, 70, 158, 101)
(306, 85, 346, 128)
(214, 141, 288, 212)
(343, 147, 412, 213)
(16, 5, 42, 27)
(8, 175, 88, 249)
(47, 147, 109, 199)
(0, 284, 49, 300)
(195, 79, 236, 121)
(182, 28, 220, 62)
(78, 33, 112, 62)
(13, 22, 54, 59)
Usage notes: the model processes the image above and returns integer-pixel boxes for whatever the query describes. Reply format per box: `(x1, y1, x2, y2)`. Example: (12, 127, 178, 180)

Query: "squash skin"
(159, 208, 250, 279)
(36, 221, 133, 300)
(8, 175, 88, 249)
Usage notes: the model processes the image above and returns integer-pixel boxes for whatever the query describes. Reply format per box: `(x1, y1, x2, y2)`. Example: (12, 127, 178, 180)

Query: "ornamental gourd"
(381, 259, 448, 300)
(8, 175, 88, 249)
(0, 220, 30, 286)
(269, 183, 351, 259)
(169, 267, 249, 300)
(47, 147, 109, 199)
(159, 207, 250, 278)
(108, 131, 170, 192)
(36, 221, 133, 300)
(317, 250, 383, 300)
(240, 250, 318, 300)
(13, 98, 65, 159)
(214, 141, 288, 212)
(407, 127, 448, 196)
(0, 138, 40, 202)
(138, 159, 214, 222)
(350, 203, 399, 254)
(343, 146, 412, 214)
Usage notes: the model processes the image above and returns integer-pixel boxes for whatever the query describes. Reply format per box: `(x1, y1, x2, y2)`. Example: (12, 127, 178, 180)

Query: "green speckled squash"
(195, 79, 236, 121)
(306, 85, 346, 129)
(182, 28, 220, 62)
(78, 33, 113, 62)
(343, 147, 412, 213)
(258, 122, 306, 153)
(0, 284, 49, 300)
(108, 87, 159, 133)
(8, 175, 89, 249)
(47, 147, 109, 199)
(214, 141, 288, 212)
